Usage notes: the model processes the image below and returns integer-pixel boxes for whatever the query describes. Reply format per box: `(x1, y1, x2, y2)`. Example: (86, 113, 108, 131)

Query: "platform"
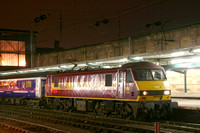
(172, 92, 200, 99)
(171, 92, 200, 108)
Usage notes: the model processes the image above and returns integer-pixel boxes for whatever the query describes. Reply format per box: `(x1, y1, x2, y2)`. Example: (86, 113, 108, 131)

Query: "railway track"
(0, 105, 199, 133)
(172, 108, 200, 123)
(0, 116, 67, 133)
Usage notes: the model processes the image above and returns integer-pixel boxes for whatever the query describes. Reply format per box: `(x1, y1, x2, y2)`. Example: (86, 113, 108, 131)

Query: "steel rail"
(1, 105, 200, 132)
(0, 115, 68, 133)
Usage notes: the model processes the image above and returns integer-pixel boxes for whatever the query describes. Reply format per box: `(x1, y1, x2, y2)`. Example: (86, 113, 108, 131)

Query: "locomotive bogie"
(0, 97, 20, 105)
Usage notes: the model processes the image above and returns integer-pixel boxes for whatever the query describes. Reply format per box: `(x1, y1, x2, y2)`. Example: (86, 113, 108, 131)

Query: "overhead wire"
(0, 0, 101, 13)
(38, 0, 164, 32)
(0, 0, 168, 33)
(4, 0, 199, 48)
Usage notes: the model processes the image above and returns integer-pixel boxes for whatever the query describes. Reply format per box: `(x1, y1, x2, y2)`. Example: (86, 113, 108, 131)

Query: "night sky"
(0, 0, 200, 49)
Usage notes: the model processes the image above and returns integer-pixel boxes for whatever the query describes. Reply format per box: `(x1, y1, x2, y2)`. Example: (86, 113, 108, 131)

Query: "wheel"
(120, 104, 133, 118)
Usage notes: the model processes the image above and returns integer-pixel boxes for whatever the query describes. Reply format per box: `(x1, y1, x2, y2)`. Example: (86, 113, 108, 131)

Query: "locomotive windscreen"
(134, 69, 167, 81)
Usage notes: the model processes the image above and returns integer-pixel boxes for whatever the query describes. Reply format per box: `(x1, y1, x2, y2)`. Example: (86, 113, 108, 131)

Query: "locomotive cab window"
(54, 77, 59, 87)
(105, 74, 112, 86)
(135, 69, 166, 81)
(152, 70, 166, 80)
(126, 70, 134, 82)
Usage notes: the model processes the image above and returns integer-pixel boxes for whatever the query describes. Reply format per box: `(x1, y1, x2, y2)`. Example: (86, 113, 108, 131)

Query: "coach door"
(41, 79, 46, 97)
(118, 70, 125, 98)
(46, 76, 52, 95)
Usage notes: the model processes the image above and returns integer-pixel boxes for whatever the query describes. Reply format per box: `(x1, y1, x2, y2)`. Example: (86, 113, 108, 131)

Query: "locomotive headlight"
(164, 90, 170, 95)
(143, 91, 148, 96)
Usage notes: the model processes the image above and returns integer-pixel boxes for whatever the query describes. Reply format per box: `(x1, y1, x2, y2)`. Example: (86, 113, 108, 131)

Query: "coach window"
(9, 82, 14, 87)
(22, 81, 25, 88)
(0, 82, 3, 87)
(126, 70, 134, 82)
(105, 74, 112, 86)
(54, 77, 59, 87)
(26, 81, 32, 88)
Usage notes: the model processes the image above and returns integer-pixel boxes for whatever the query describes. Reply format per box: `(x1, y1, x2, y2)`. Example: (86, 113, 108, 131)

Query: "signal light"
(95, 21, 101, 26)
(95, 18, 109, 26)
(103, 19, 109, 24)
(34, 17, 40, 23)
(146, 23, 151, 28)
(155, 21, 162, 26)
(34, 14, 47, 23)
(40, 14, 47, 20)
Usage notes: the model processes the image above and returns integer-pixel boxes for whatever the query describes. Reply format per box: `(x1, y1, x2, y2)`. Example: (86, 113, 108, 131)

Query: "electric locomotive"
(45, 62, 177, 118)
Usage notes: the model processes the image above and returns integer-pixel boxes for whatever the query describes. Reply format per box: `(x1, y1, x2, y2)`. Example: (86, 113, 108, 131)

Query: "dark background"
(0, 0, 200, 49)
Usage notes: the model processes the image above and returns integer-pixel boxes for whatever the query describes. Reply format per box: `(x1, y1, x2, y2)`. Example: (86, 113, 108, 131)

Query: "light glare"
(192, 49, 200, 53)
(164, 90, 170, 95)
(171, 52, 184, 57)
(133, 57, 143, 60)
(143, 91, 148, 96)
(60, 65, 67, 68)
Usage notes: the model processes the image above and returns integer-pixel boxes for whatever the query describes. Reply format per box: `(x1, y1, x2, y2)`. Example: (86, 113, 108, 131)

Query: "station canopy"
(1, 46, 200, 78)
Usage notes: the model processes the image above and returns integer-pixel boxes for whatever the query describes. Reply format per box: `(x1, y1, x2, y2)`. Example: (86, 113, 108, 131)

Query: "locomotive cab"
(134, 69, 171, 101)
(122, 62, 171, 101)
(122, 62, 177, 118)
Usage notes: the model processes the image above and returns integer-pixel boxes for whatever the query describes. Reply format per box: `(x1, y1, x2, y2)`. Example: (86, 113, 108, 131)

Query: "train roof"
(47, 62, 164, 77)
(0, 77, 46, 81)
(122, 62, 163, 69)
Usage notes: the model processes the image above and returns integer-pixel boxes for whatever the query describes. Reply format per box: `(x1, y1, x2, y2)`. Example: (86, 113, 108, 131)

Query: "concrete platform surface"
(171, 92, 200, 99)
(172, 98, 200, 108)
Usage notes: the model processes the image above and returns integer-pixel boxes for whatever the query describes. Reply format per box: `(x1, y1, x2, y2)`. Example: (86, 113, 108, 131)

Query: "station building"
(0, 29, 36, 70)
